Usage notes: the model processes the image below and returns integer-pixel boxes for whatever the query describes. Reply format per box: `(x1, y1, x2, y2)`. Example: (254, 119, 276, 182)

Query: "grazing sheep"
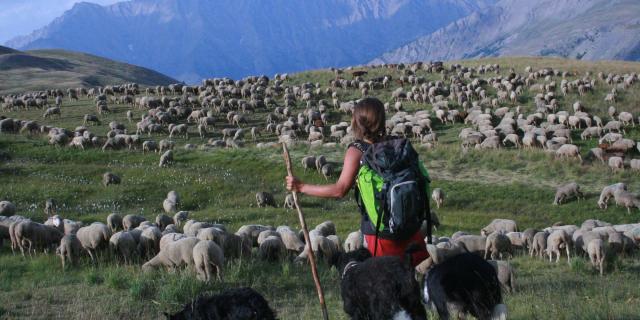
(138, 225, 162, 259)
(485, 232, 513, 260)
(530, 231, 549, 258)
(162, 224, 179, 235)
(481, 219, 518, 236)
(553, 182, 584, 205)
(315, 221, 337, 237)
(631, 159, 640, 171)
(587, 239, 606, 276)
(257, 230, 281, 246)
(0, 201, 17, 216)
(163, 199, 177, 214)
(122, 214, 147, 231)
(258, 236, 286, 261)
(521, 228, 537, 251)
(159, 232, 188, 252)
(56, 234, 82, 269)
(321, 163, 334, 180)
(343, 230, 364, 252)
(608, 156, 624, 172)
(142, 140, 158, 153)
(302, 156, 316, 172)
(142, 237, 199, 271)
(14, 221, 64, 256)
(315, 155, 327, 173)
(613, 189, 640, 213)
(193, 240, 225, 282)
(43, 199, 59, 218)
(173, 211, 189, 227)
(453, 235, 487, 256)
(184, 221, 216, 237)
(102, 172, 121, 187)
(109, 231, 138, 264)
(487, 260, 516, 293)
(585, 148, 606, 164)
(76, 223, 111, 263)
(546, 230, 571, 264)
(597, 183, 627, 209)
(106, 213, 123, 233)
(221, 233, 252, 260)
(431, 188, 445, 209)
(255, 192, 277, 208)
(581, 219, 612, 231)
(236, 224, 274, 247)
(283, 194, 296, 210)
(425, 243, 466, 265)
(155, 214, 173, 231)
(159, 150, 174, 167)
(277, 228, 305, 254)
(555, 144, 581, 161)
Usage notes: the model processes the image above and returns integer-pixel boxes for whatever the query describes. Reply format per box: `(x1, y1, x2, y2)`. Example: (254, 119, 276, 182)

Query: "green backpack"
(354, 138, 431, 252)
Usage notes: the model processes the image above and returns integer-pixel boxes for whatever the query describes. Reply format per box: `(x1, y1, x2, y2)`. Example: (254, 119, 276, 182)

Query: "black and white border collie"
(166, 287, 277, 320)
(423, 253, 507, 320)
(332, 248, 427, 320)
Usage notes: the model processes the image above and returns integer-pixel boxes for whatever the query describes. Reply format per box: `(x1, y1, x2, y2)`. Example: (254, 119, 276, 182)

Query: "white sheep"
(546, 230, 571, 264)
(142, 237, 199, 271)
(487, 260, 516, 293)
(608, 156, 624, 172)
(587, 239, 606, 276)
(109, 231, 138, 264)
(553, 182, 583, 205)
(192, 240, 224, 282)
(485, 232, 513, 260)
(481, 219, 518, 236)
(343, 230, 364, 252)
(76, 223, 111, 263)
(597, 183, 627, 209)
(56, 234, 82, 269)
(431, 188, 445, 209)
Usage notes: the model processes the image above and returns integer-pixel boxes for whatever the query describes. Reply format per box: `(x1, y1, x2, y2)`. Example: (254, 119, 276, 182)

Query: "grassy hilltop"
(1, 57, 640, 319)
(0, 46, 177, 95)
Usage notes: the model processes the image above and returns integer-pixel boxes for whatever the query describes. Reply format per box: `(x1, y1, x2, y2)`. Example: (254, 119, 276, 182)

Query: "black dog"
(167, 287, 277, 320)
(333, 248, 427, 320)
(423, 253, 506, 320)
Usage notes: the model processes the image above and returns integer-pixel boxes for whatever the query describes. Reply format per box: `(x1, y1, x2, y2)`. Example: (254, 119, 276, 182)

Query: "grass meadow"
(1, 57, 640, 319)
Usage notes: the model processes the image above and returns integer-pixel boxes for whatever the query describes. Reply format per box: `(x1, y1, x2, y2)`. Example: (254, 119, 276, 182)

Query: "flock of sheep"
(0, 192, 357, 283)
(1, 60, 640, 317)
(1, 61, 639, 177)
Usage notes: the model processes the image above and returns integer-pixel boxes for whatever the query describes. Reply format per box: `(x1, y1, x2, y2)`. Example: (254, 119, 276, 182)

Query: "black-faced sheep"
(255, 192, 277, 208)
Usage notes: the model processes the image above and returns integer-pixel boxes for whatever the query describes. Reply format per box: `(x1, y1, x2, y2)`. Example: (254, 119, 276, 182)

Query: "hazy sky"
(0, 0, 123, 44)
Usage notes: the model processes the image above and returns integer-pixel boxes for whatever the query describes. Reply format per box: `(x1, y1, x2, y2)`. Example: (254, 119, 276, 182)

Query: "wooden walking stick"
(282, 142, 329, 320)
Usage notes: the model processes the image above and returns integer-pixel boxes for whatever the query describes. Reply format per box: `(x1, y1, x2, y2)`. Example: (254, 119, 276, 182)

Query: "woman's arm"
(285, 147, 362, 198)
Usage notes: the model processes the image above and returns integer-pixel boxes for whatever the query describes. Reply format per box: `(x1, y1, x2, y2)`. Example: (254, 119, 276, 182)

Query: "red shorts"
(364, 230, 429, 267)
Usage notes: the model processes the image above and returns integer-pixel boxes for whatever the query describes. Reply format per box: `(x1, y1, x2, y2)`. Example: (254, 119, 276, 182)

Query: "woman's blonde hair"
(351, 97, 386, 142)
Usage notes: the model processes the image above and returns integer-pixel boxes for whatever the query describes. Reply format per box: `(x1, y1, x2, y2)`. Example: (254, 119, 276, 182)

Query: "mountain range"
(5, 0, 640, 83)
(6, 0, 490, 82)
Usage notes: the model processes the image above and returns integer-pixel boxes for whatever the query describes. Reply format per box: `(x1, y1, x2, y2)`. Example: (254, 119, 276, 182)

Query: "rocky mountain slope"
(373, 0, 640, 64)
